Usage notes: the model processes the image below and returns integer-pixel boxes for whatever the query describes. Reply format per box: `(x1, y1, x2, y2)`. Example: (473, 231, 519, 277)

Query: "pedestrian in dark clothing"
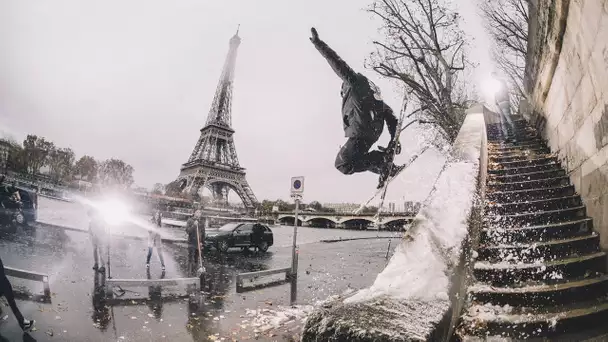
(251, 224, 265, 253)
(185, 211, 204, 266)
(310, 27, 402, 177)
(0, 257, 34, 331)
(492, 72, 517, 142)
(88, 208, 108, 273)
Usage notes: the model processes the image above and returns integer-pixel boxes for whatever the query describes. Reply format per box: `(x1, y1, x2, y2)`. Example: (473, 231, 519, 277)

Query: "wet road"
(0, 198, 400, 341)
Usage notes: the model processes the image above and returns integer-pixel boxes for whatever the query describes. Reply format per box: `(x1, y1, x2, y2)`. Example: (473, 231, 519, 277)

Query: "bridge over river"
(272, 211, 416, 230)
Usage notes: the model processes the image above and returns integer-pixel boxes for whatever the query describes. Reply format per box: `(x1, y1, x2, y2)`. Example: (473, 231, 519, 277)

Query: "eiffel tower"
(176, 28, 258, 209)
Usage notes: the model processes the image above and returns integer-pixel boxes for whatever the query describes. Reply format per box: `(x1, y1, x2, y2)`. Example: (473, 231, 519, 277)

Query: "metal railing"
(4, 266, 51, 298)
(235, 267, 292, 293)
(105, 277, 199, 291)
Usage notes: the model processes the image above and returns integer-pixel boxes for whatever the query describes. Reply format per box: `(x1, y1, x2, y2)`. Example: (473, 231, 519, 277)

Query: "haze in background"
(0, 0, 492, 203)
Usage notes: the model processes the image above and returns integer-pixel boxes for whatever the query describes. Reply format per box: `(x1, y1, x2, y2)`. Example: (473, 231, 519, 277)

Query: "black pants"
(188, 244, 199, 263)
(335, 137, 385, 175)
(0, 257, 24, 325)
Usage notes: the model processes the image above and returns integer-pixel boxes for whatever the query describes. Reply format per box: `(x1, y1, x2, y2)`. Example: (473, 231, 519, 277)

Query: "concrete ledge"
(302, 296, 449, 342)
(301, 105, 487, 341)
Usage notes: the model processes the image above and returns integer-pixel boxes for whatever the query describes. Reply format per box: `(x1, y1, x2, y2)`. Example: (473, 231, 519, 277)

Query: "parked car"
(0, 185, 38, 233)
(206, 222, 273, 253)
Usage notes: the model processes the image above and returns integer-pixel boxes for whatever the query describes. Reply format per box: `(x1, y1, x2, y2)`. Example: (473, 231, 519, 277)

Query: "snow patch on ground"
(245, 305, 315, 333)
(345, 160, 478, 304)
(244, 289, 355, 333)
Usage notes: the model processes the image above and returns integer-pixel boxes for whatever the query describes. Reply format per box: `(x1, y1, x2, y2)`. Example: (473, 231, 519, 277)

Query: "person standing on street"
(185, 211, 204, 271)
(0, 257, 34, 331)
(146, 211, 165, 271)
(89, 207, 108, 273)
(251, 224, 265, 253)
(492, 72, 517, 142)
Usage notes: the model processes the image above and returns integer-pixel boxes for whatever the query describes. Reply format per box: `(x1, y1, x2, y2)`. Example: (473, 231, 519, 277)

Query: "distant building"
(0, 140, 13, 172)
(322, 202, 360, 213)
(404, 201, 422, 213)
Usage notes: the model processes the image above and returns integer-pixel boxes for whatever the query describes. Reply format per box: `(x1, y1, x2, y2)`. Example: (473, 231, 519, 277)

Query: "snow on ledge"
(345, 109, 485, 305)
(301, 108, 486, 341)
(344, 161, 478, 304)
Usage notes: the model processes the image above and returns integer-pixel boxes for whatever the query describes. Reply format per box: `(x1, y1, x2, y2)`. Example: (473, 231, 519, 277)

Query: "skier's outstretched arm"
(309, 28, 357, 84)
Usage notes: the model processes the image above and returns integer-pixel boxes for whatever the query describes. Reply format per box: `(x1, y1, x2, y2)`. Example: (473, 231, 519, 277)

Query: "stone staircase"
(455, 117, 608, 340)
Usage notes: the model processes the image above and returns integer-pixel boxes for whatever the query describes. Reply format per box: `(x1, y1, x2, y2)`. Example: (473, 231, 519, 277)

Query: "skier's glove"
(310, 27, 319, 43)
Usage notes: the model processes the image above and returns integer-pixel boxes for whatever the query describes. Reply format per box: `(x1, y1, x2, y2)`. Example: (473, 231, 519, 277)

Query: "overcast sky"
(0, 0, 493, 204)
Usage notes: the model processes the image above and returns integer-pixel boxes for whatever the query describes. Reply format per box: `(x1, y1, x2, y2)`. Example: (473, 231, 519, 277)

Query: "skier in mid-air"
(309, 27, 403, 185)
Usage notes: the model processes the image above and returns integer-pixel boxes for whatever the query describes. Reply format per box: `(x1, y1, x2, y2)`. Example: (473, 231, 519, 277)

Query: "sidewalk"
(33, 219, 188, 244)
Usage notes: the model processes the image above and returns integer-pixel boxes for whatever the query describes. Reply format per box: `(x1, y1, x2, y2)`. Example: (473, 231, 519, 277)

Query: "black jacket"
(186, 217, 204, 245)
(312, 38, 398, 141)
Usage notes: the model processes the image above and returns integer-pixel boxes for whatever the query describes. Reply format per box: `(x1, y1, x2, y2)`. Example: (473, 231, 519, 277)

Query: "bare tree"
(151, 183, 165, 195)
(22, 135, 54, 174)
(479, 0, 528, 107)
(98, 158, 134, 188)
(47, 147, 75, 182)
(368, 0, 475, 143)
(74, 155, 98, 182)
(164, 180, 185, 198)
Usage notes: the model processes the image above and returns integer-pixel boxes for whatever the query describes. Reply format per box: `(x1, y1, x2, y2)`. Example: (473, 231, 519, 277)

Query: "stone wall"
(526, 0, 608, 248)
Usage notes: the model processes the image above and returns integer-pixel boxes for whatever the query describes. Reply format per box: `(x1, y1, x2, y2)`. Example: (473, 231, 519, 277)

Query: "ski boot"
(377, 163, 405, 189)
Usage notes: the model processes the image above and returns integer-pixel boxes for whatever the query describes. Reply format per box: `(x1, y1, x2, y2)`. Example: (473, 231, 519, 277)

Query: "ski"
(374, 146, 429, 221)
(352, 145, 428, 215)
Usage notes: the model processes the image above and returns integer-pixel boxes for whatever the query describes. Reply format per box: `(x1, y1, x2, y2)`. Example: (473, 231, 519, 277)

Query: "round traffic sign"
(293, 180, 302, 189)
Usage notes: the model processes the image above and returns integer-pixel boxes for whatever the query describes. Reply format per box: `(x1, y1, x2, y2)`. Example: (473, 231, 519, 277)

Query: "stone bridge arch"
(305, 217, 337, 228)
(341, 218, 375, 230)
(381, 217, 414, 225)
(277, 215, 303, 226)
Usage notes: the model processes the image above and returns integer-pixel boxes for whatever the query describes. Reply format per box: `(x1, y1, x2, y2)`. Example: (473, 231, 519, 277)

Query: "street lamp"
(482, 77, 502, 100)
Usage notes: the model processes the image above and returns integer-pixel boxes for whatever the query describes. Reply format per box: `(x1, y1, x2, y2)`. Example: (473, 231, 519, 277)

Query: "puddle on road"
(1, 209, 399, 341)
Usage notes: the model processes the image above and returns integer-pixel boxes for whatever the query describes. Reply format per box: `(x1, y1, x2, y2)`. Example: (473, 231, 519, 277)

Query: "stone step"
(488, 168, 566, 184)
(485, 206, 586, 227)
(486, 195, 581, 215)
(489, 151, 553, 163)
(480, 218, 593, 244)
(486, 184, 575, 203)
(488, 139, 544, 150)
(487, 120, 529, 127)
(473, 251, 606, 286)
(487, 162, 560, 176)
(458, 299, 608, 339)
(487, 175, 570, 192)
(477, 233, 600, 263)
(487, 126, 538, 135)
(488, 206, 586, 227)
(489, 155, 559, 170)
(488, 148, 552, 160)
(489, 145, 548, 156)
(487, 134, 540, 144)
(488, 144, 550, 156)
(486, 124, 531, 134)
(468, 274, 608, 308)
